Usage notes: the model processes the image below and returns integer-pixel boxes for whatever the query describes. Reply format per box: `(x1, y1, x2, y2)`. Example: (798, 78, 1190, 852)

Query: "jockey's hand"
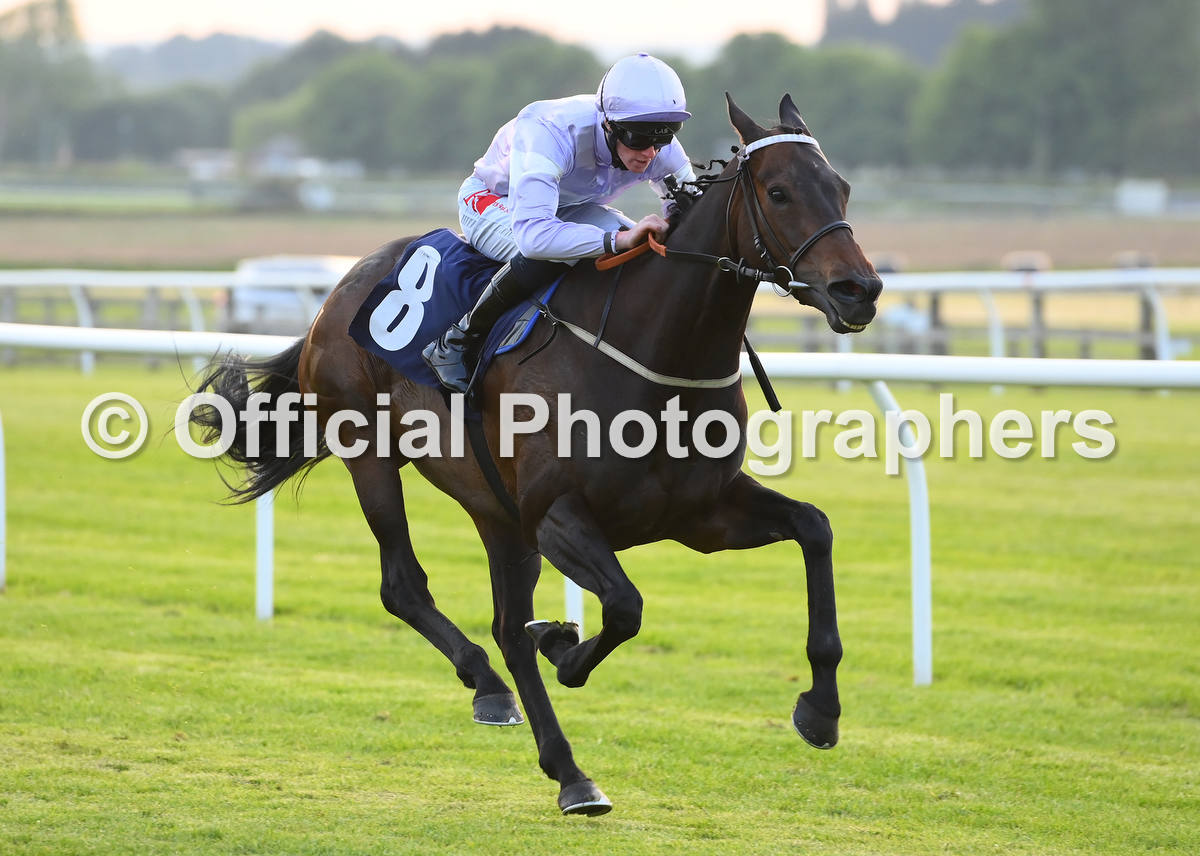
(615, 214, 669, 252)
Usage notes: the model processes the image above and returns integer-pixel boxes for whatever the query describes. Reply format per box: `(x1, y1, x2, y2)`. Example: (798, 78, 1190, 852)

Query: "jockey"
(422, 52, 697, 394)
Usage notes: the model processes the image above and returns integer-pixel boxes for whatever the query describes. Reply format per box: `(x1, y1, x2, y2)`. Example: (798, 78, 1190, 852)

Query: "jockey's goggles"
(609, 120, 681, 151)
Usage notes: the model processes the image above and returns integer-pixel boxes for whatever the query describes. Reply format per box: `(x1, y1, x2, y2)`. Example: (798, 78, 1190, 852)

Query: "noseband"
(659, 133, 853, 294)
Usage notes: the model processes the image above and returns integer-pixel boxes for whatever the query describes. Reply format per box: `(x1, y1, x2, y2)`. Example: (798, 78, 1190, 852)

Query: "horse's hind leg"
(344, 454, 518, 721)
(529, 492, 644, 690)
(481, 523, 611, 816)
(672, 471, 842, 749)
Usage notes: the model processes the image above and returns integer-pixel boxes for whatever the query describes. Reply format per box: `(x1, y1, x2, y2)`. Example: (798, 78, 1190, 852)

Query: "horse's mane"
(663, 154, 734, 237)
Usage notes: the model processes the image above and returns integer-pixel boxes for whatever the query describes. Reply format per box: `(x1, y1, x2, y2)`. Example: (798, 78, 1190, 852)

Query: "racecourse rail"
(2, 322, 1200, 686)
(2, 263, 1199, 367)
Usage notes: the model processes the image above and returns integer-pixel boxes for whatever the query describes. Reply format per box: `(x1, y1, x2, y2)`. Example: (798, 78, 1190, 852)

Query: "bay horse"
(192, 94, 882, 815)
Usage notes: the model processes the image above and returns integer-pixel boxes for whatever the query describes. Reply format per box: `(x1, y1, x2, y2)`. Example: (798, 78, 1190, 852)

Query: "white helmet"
(596, 53, 691, 122)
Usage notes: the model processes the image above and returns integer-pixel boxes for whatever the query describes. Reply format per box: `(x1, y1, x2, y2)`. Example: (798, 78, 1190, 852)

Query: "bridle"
(658, 133, 854, 295)
(566, 132, 855, 395)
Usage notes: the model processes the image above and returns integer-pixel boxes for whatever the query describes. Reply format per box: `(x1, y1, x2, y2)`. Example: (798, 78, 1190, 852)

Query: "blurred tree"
(1026, 0, 1200, 176)
(0, 0, 96, 163)
(793, 46, 923, 168)
(72, 85, 229, 161)
(231, 91, 309, 155)
(911, 0, 1200, 176)
(0, 0, 80, 48)
(687, 33, 813, 160)
(402, 56, 488, 171)
(297, 50, 414, 171)
(6, 9, 1196, 178)
(823, 0, 1029, 67)
(230, 30, 362, 108)
(687, 33, 921, 167)
(910, 24, 1042, 171)
(421, 25, 561, 61)
(100, 33, 286, 92)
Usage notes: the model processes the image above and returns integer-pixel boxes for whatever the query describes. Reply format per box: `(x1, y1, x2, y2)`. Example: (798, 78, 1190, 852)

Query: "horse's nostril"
(829, 280, 867, 303)
(829, 278, 883, 303)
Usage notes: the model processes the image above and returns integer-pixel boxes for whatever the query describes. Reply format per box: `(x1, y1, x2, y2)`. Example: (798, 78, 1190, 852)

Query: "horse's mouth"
(834, 316, 869, 333)
(791, 284, 875, 334)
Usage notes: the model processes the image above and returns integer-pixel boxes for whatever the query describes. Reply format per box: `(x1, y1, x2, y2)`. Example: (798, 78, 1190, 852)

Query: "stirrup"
(421, 329, 478, 394)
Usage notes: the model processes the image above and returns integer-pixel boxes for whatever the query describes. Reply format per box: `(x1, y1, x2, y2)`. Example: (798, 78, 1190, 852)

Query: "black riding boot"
(421, 254, 567, 394)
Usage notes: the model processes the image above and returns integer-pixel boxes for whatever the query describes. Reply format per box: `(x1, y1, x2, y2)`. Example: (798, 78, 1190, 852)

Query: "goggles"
(609, 121, 681, 151)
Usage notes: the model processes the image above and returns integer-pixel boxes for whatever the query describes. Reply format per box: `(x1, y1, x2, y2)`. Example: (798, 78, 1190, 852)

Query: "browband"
(737, 133, 822, 161)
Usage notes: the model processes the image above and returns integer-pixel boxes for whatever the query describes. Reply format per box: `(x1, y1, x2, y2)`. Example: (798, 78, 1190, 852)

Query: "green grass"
(0, 192, 222, 216)
(1, 365, 1198, 855)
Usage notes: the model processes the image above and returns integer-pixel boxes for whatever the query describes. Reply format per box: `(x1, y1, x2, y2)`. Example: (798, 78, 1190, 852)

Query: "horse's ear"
(779, 93, 809, 134)
(726, 92, 766, 144)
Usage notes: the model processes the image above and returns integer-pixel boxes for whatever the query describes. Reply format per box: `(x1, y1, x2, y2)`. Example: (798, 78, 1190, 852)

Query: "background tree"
(230, 31, 368, 109)
(793, 45, 922, 168)
(909, 24, 1042, 172)
(231, 91, 309, 156)
(5, 1, 1198, 179)
(686, 33, 813, 160)
(910, 0, 1200, 176)
(0, 0, 97, 163)
(687, 34, 921, 168)
(297, 50, 414, 171)
(72, 85, 229, 161)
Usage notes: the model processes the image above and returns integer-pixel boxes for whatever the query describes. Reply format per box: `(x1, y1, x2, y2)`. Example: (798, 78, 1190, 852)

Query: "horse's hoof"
(558, 779, 612, 816)
(525, 619, 580, 660)
(472, 692, 524, 726)
(792, 695, 839, 749)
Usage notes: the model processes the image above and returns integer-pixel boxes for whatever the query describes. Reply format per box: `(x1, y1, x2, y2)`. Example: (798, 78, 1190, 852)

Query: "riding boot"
(422, 255, 567, 394)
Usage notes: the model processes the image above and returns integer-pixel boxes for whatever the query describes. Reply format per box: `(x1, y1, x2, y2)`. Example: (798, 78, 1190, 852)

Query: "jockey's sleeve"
(508, 117, 607, 260)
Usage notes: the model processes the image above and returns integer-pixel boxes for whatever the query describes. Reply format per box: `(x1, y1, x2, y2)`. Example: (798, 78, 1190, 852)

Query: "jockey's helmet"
(596, 53, 691, 123)
(597, 53, 689, 168)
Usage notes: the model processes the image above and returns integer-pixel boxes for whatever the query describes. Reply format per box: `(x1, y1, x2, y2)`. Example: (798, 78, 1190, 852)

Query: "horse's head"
(725, 93, 882, 334)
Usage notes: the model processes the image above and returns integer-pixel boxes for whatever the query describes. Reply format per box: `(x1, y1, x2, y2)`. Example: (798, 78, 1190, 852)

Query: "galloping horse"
(193, 94, 882, 815)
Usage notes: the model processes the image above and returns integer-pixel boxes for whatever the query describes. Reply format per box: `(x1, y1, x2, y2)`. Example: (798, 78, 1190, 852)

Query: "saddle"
(348, 229, 560, 392)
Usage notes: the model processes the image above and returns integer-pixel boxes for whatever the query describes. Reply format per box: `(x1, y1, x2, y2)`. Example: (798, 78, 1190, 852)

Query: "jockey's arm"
(508, 119, 610, 261)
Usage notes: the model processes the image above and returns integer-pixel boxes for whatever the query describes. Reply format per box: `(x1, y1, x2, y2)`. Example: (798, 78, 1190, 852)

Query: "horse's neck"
(623, 182, 755, 376)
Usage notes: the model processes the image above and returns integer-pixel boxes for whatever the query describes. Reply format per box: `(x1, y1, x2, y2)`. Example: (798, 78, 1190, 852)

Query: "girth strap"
(465, 413, 521, 521)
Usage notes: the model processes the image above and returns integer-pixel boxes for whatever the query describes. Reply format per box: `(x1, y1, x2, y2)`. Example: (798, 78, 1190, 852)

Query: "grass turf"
(1, 364, 1197, 854)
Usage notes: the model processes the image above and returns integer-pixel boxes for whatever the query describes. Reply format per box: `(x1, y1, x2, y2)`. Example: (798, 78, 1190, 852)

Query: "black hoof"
(472, 692, 523, 727)
(558, 779, 612, 816)
(524, 619, 580, 663)
(792, 695, 839, 749)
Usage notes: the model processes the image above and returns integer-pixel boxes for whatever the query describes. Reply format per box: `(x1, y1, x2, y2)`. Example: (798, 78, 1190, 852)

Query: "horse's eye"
(768, 188, 788, 204)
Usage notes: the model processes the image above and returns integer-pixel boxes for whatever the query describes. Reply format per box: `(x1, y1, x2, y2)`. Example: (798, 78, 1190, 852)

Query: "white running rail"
(2, 321, 1199, 686)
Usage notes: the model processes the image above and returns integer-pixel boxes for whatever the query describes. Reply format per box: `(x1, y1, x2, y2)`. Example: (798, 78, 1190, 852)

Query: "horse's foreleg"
(343, 454, 514, 715)
(672, 472, 842, 749)
(481, 525, 611, 815)
(532, 492, 643, 689)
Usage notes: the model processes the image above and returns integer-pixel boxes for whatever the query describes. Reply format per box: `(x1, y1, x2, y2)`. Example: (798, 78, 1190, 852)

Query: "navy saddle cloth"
(347, 229, 560, 390)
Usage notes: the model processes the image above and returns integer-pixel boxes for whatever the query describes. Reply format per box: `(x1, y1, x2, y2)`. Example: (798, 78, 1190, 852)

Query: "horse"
(191, 93, 883, 816)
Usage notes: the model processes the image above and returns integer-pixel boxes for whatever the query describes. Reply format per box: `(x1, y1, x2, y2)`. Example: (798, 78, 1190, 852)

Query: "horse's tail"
(189, 338, 331, 504)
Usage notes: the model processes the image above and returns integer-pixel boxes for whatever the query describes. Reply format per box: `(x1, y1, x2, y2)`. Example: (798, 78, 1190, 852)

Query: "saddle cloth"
(347, 229, 560, 390)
